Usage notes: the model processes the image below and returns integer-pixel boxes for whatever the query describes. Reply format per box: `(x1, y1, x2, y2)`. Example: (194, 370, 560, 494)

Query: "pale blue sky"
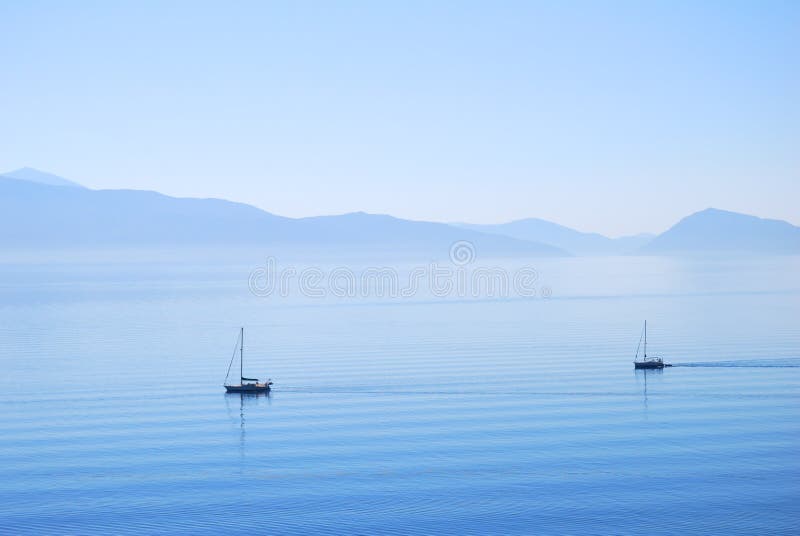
(1, 1, 797, 236)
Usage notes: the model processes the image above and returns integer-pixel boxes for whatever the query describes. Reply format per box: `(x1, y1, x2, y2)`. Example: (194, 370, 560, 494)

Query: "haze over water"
(1, 254, 798, 534)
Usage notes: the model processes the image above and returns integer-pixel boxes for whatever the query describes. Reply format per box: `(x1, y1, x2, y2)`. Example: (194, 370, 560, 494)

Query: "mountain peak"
(643, 208, 800, 254)
(1, 167, 85, 188)
(694, 207, 741, 217)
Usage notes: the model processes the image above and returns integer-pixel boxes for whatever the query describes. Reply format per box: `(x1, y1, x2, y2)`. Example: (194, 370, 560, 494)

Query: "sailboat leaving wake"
(672, 358, 800, 368)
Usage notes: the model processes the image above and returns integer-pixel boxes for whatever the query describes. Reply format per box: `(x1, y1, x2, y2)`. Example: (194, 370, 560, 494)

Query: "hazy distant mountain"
(1, 167, 85, 188)
(0, 177, 565, 258)
(456, 218, 653, 255)
(7, 171, 792, 257)
(642, 208, 800, 254)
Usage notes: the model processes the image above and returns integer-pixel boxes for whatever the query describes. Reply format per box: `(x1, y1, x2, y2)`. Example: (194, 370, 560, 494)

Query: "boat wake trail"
(673, 358, 800, 368)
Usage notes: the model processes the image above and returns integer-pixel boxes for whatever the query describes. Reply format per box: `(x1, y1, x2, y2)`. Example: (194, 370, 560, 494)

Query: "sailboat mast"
(644, 320, 647, 358)
(240, 327, 244, 383)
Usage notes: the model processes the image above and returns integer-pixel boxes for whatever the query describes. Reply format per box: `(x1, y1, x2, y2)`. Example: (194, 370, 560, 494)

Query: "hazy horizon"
(3, 166, 799, 242)
(2, 1, 798, 236)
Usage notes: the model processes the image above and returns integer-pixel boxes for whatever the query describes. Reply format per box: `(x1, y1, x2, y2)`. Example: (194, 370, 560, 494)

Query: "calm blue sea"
(1, 254, 798, 535)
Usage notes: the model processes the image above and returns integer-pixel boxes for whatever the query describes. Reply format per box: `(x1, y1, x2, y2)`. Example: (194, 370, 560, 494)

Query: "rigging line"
(634, 324, 644, 360)
(224, 330, 241, 384)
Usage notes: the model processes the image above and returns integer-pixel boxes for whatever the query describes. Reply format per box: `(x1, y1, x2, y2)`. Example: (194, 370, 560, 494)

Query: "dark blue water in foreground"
(0, 255, 798, 534)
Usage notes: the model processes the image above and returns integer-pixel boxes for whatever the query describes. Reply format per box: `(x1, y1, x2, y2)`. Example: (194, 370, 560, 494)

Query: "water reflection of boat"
(224, 389, 271, 469)
(633, 321, 671, 369)
(224, 327, 273, 393)
(636, 367, 663, 408)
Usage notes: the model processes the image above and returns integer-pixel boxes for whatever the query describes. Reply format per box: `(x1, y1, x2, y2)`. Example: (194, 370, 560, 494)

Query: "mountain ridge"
(0, 177, 566, 258)
(1, 167, 85, 188)
(455, 218, 654, 255)
(3, 169, 798, 256)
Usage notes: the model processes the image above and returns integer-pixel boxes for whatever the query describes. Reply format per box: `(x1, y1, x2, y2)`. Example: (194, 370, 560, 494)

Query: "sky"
(1, 1, 798, 237)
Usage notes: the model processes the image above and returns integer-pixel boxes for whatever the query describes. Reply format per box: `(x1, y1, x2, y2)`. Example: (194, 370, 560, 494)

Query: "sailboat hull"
(634, 361, 664, 369)
(225, 384, 271, 393)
